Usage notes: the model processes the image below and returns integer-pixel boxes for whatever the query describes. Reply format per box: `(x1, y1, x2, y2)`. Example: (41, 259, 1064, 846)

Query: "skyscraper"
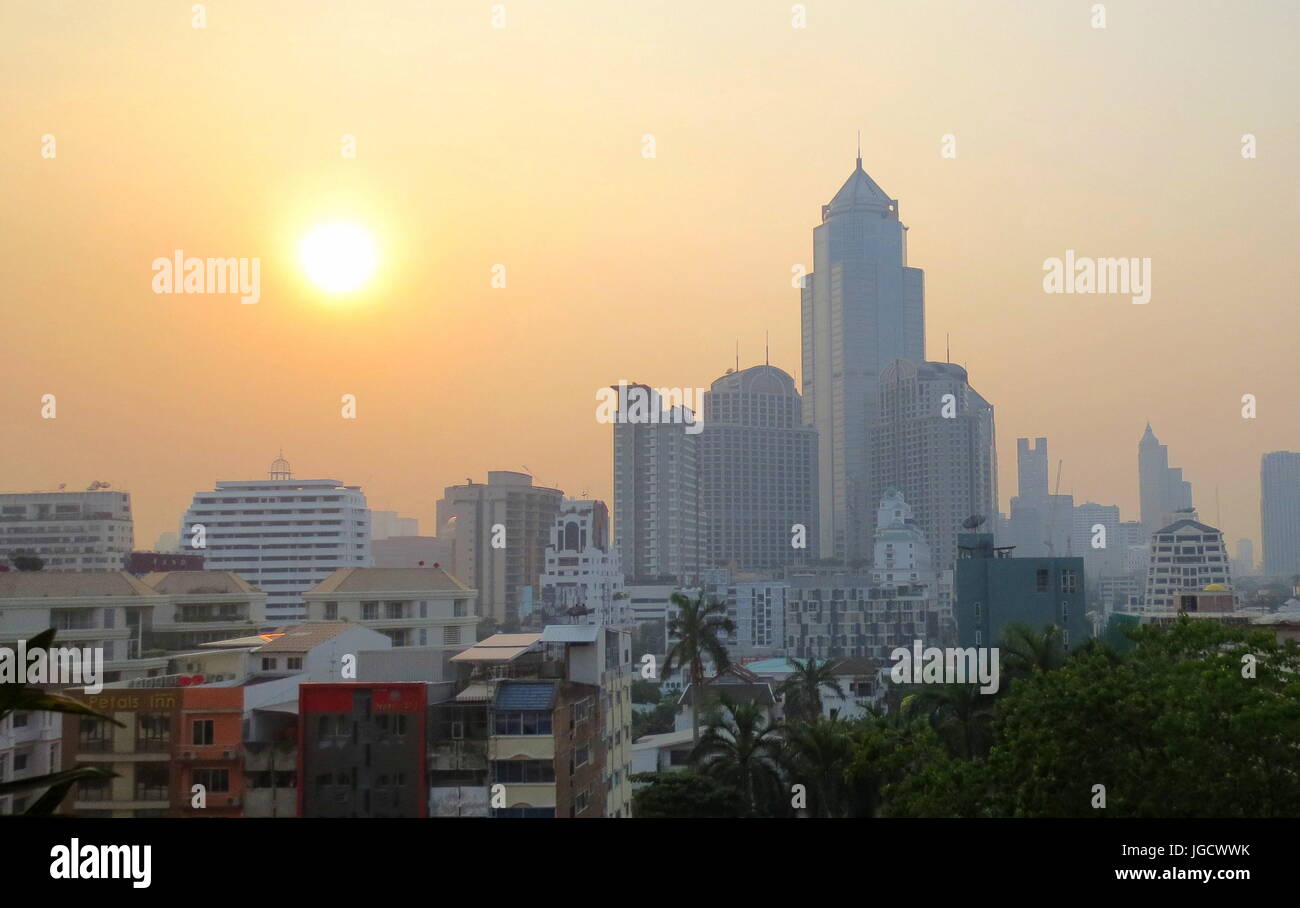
(436, 471, 563, 624)
(1139, 424, 1194, 539)
(1261, 451, 1300, 577)
(801, 154, 925, 562)
(611, 383, 701, 583)
(870, 360, 997, 574)
(700, 364, 818, 571)
(1007, 437, 1073, 557)
(181, 456, 371, 622)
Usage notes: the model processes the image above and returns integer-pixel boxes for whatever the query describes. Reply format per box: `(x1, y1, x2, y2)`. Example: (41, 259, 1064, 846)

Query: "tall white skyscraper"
(801, 153, 925, 562)
(1261, 451, 1300, 578)
(611, 383, 701, 583)
(701, 364, 818, 571)
(870, 361, 997, 574)
(181, 455, 371, 623)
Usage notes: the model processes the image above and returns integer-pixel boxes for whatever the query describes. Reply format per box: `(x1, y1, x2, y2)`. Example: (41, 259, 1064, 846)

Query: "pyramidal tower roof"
(827, 152, 897, 217)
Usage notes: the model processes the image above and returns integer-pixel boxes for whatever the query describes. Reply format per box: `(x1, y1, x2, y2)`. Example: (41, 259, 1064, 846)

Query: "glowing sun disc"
(300, 222, 377, 293)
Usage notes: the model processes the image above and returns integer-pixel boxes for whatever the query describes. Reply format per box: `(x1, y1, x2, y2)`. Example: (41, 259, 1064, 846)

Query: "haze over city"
(3, 0, 1298, 552)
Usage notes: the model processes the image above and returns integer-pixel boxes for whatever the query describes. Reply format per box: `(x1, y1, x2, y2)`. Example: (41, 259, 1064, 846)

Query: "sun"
(299, 222, 378, 293)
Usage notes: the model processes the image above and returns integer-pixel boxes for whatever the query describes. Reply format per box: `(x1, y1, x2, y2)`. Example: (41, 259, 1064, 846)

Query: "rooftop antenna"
(946, 333, 950, 363)
(765, 331, 770, 366)
(856, 130, 862, 168)
(735, 340, 739, 373)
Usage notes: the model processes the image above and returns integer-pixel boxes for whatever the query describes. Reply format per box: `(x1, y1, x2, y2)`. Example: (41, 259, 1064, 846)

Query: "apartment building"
(0, 489, 134, 571)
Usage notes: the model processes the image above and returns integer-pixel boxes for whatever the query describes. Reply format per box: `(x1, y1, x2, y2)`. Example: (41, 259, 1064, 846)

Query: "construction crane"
(1045, 459, 1063, 556)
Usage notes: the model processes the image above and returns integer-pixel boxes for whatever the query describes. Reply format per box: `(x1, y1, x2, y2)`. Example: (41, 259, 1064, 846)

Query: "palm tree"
(782, 716, 854, 817)
(900, 683, 994, 759)
(691, 695, 783, 816)
(999, 622, 1067, 680)
(662, 592, 735, 743)
(778, 656, 848, 723)
(0, 629, 122, 816)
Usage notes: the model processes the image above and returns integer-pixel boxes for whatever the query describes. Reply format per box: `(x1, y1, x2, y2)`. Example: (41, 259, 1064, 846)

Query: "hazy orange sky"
(3, 0, 1298, 554)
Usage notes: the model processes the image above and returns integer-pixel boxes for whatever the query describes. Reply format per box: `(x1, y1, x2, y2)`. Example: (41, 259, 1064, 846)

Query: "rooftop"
(0, 570, 159, 599)
(308, 566, 470, 594)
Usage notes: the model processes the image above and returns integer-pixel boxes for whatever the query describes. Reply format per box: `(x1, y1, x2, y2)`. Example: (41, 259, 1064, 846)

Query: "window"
(13, 712, 28, 728)
(192, 769, 230, 793)
(14, 753, 28, 772)
(287, 657, 303, 671)
(261, 657, 278, 671)
(574, 746, 590, 769)
(973, 601, 981, 620)
(362, 602, 379, 620)
(454, 600, 467, 618)
(137, 714, 170, 752)
(443, 625, 461, 646)
(493, 760, 556, 783)
(324, 602, 338, 620)
(1035, 569, 1050, 593)
(1061, 570, 1077, 594)
(192, 720, 214, 746)
(493, 711, 552, 736)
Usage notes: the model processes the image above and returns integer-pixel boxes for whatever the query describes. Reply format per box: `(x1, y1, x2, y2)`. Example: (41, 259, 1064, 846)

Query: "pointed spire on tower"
(856, 130, 862, 170)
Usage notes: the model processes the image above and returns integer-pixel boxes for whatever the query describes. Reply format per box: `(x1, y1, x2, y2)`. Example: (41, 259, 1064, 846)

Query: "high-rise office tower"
(1139, 424, 1194, 539)
(1007, 437, 1073, 557)
(870, 360, 997, 574)
(181, 456, 371, 623)
(801, 154, 925, 562)
(611, 383, 701, 583)
(1261, 451, 1300, 577)
(700, 364, 818, 571)
(0, 488, 134, 570)
(436, 471, 563, 624)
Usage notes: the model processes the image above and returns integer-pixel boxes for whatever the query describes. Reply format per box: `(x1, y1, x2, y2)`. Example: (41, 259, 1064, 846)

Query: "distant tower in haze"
(801, 152, 925, 563)
(1261, 451, 1300, 577)
(1138, 424, 1193, 539)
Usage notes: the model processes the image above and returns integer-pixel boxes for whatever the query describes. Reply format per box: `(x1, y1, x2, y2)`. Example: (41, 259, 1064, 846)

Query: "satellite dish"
(962, 514, 987, 530)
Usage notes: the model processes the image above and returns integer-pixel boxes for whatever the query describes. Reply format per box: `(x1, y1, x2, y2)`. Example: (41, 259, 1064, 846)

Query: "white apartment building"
(0, 489, 134, 571)
(302, 567, 478, 674)
(540, 499, 627, 627)
(0, 708, 62, 815)
(1144, 515, 1233, 612)
(137, 571, 267, 652)
(0, 571, 172, 681)
(181, 456, 371, 623)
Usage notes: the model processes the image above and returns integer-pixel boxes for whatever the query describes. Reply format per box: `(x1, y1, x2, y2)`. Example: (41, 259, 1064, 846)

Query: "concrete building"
(372, 535, 453, 569)
(801, 154, 925, 563)
(1139, 425, 1194, 540)
(302, 567, 478, 669)
(955, 532, 1089, 651)
(437, 626, 633, 818)
(181, 456, 371, 623)
(870, 360, 997, 574)
(0, 570, 172, 682)
(0, 708, 62, 816)
(611, 383, 702, 583)
(539, 499, 627, 627)
(700, 364, 818, 571)
(703, 572, 788, 658)
(0, 489, 134, 571)
(370, 510, 420, 541)
(746, 656, 883, 720)
(137, 570, 267, 652)
(1234, 538, 1257, 578)
(436, 472, 563, 624)
(1261, 451, 1300, 577)
(1143, 515, 1233, 612)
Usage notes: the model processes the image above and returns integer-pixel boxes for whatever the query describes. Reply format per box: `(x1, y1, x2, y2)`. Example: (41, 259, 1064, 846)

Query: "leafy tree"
(999, 622, 1067, 680)
(778, 656, 847, 722)
(9, 551, 44, 571)
(662, 592, 735, 743)
(630, 679, 661, 704)
(691, 695, 784, 817)
(0, 629, 122, 816)
(631, 699, 676, 740)
(630, 771, 743, 818)
(899, 683, 996, 759)
(782, 716, 854, 817)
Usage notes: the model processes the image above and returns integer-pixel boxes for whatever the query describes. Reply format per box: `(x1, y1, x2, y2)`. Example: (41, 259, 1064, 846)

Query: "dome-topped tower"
(270, 452, 292, 481)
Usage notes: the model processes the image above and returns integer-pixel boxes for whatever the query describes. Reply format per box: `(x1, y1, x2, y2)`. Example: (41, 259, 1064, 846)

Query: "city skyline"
(3, 1, 1298, 559)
